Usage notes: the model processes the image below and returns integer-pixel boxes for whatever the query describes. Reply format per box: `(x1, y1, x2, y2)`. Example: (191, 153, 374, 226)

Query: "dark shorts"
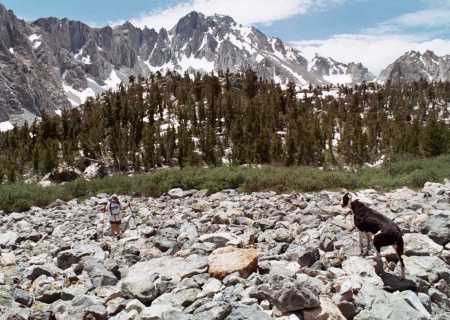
(110, 221, 121, 225)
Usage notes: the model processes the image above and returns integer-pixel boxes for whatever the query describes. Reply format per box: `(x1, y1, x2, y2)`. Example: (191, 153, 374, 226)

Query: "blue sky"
(2, 0, 450, 73)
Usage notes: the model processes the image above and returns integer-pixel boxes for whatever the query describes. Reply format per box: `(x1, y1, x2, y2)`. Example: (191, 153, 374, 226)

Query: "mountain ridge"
(379, 50, 450, 84)
(0, 5, 372, 123)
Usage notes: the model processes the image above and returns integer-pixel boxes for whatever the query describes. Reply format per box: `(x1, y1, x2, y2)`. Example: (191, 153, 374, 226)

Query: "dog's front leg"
(359, 232, 366, 256)
(364, 233, 372, 256)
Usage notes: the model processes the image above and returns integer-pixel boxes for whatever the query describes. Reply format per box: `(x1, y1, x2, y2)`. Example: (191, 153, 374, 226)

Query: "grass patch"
(1, 155, 450, 213)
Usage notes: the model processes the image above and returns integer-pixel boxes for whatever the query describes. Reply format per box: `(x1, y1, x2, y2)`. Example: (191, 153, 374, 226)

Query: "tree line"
(0, 70, 449, 183)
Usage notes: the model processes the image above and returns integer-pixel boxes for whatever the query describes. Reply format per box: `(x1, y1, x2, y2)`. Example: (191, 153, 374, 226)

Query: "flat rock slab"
(122, 255, 208, 303)
(208, 246, 258, 279)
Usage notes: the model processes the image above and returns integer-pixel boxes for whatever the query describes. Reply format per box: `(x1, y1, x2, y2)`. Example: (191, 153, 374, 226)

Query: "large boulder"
(403, 233, 443, 256)
(80, 257, 118, 288)
(303, 297, 346, 320)
(0, 231, 18, 248)
(342, 256, 384, 287)
(121, 255, 208, 304)
(199, 233, 240, 248)
(208, 247, 258, 279)
(224, 304, 271, 320)
(420, 213, 450, 246)
(56, 243, 106, 270)
(382, 233, 443, 257)
(401, 256, 450, 284)
(354, 289, 430, 320)
(141, 303, 182, 320)
(48, 167, 81, 183)
(51, 295, 107, 320)
(191, 301, 232, 319)
(83, 163, 107, 180)
(255, 274, 321, 313)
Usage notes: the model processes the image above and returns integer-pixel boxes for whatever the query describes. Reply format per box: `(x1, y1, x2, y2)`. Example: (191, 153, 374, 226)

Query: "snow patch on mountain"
(103, 70, 122, 90)
(178, 55, 215, 73)
(28, 33, 42, 49)
(0, 121, 14, 132)
(63, 84, 96, 107)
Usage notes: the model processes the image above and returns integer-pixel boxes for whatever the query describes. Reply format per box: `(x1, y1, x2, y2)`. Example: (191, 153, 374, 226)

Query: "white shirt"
(106, 200, 122, 222)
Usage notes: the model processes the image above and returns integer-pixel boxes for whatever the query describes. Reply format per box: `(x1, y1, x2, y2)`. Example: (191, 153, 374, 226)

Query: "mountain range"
(0, 3, 449, 125)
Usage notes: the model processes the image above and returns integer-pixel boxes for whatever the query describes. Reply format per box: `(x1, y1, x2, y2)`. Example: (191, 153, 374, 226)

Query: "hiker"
(104, 195, 122, 239)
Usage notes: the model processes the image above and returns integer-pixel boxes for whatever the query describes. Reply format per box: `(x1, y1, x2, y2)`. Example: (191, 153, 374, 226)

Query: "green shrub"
(1, 155, 449, 213)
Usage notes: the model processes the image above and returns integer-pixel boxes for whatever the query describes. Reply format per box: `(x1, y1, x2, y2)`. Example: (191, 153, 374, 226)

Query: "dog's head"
(342, 192, 353, 209)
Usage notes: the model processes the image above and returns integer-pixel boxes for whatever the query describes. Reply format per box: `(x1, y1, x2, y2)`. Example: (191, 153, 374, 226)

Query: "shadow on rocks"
(380, 272, 418, 293)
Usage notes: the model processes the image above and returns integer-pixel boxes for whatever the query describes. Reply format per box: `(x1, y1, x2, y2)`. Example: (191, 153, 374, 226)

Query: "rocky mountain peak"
(0, 4, 374, 124)
(379, 50, 450, 84)
(309, 54, 374, 85)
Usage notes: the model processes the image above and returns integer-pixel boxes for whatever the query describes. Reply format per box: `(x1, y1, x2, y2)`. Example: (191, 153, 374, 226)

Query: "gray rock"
(142, 303, 181, 320)
(429, 288, 450, 311)
(153, 288, 202, 308)
(254, 274, 320, 313)
(354, 288, 430, 320)
(403, 233, 443, 256)
(0, 231, 18, 248)
(402, 256, 450, 284)
(25, 264, 62, 281)
(14, 289, 33, 307)
(168, 188, 194, 199)
(80, 257, 118, 287)
(224, 304, 271, 320)
(201, 278, 222, 297)
(121, 255, 208, 304)
(56, 243, 105, 269)
(69, 294, 107, 319)
(199, 233, 239, 248)
(192, 301, 232, 320)
(162, 311, 193, 320)
(342, 256, 384, 287)
(421, 213, 450, 246)
(0, 252, 16, 266)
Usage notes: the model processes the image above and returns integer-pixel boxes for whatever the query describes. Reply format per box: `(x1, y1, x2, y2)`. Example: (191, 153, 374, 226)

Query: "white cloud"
(294, 0, 450, 76)
(364, 8, 450, 35)
(293, 34, 450, 75)
(125, 0, 345, 30)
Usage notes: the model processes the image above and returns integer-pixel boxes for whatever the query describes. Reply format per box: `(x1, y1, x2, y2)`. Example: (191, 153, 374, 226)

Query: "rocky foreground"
(1, 181, 450, 320)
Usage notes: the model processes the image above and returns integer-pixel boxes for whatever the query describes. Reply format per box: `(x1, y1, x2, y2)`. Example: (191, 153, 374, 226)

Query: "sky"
(2, 0, 450, 74)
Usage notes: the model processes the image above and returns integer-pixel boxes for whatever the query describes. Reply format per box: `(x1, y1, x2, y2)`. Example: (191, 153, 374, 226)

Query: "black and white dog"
(342, 193, 406, 279)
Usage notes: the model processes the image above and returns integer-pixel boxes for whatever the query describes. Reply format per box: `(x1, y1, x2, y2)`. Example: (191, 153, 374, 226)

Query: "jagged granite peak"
(309, 54, 374, 85)
(0, 5, 373, 124)
(379, 50, 450, 84)
(0, 3, 70, 123)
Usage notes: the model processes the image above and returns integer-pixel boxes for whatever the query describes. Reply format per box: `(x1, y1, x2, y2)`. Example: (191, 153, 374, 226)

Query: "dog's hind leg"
(373, 233, 387, 274)
(394, 239, 406, 279)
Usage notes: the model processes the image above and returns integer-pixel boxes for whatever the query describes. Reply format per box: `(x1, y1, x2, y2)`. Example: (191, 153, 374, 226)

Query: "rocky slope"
(379, 50, 450, 85)
(0, 5, 70, 123)
(1, 181, 450, 319)
(0, 4, 371, 124)
(309, 55, 374, 85)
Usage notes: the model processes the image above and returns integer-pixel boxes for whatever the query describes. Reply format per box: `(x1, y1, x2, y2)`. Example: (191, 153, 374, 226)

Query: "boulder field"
(1, 181, 450, 319)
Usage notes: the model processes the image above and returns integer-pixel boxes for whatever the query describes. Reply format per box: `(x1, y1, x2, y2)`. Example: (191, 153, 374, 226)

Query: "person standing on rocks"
(104, 195, 122, 239)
